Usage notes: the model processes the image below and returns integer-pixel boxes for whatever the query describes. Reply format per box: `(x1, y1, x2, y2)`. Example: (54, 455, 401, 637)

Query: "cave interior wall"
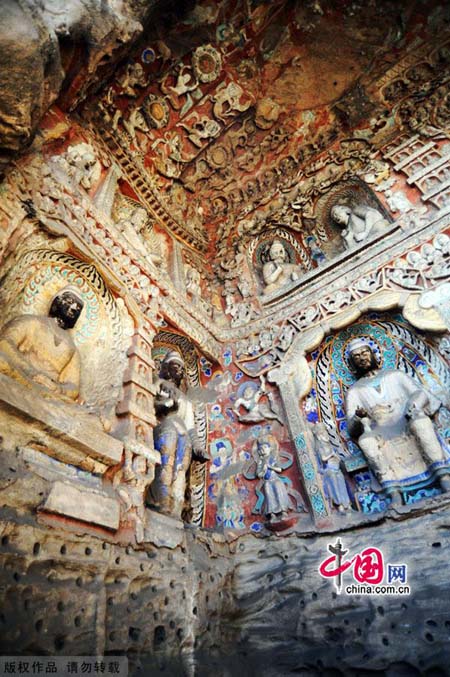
(1, 0, 450, 673)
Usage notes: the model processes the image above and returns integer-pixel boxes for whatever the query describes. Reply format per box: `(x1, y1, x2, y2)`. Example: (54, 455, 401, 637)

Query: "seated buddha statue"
(345, 338, 450, 503)
(262, 239, 301, 296)
(0, 288, 84, 401)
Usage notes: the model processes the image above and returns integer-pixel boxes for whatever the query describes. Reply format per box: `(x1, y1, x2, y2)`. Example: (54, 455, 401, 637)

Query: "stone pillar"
(113, 320, 161, 542)
(115, 321, 157, 448)
(268, 355, 330, 527)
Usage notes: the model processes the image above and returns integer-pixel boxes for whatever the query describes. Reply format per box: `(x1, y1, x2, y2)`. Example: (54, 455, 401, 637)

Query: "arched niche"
(311, 176, 393, 260)
(247, 227, 310, 299)
(268, 288, 449, 528)
(152, 329, 209, 527)
(0, 248, 132, 422)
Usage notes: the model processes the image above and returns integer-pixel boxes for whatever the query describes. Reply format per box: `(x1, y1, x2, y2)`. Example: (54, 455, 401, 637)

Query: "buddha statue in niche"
(262, 239, 301, 296)
(331, 203, 389, 249)
(344, 338, 450, 503)
(0, 288, 84, 401)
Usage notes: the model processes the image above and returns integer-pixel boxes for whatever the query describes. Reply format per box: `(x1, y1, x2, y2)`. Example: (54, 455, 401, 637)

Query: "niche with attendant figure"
(249, 228, 310, 300)
(307, 177, 393, 262)
(304, 313, 450, 512)
(150, 331, 213, 526)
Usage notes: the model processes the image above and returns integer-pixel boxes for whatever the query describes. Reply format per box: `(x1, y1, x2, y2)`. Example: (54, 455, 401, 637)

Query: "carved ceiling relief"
(83, 5, 450, 531)
(2, 0, 450, 539)
(79, 0, 450, 264)
(213, 155, 405, 324)
(0, 118, 222, 365)
(213, 137, 380, 262)
(378, 45, 450, 139)
(213, 101, 450, 328)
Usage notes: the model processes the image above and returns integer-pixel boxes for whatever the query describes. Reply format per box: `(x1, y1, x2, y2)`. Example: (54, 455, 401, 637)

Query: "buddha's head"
(268, 239, 287, 263)
(49, 289, 84, 330)
(347, 338, 379, 376)
(331, 204, 351, 226)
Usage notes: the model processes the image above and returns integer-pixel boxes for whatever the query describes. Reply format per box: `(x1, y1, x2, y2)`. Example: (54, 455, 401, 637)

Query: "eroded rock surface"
(228, 499, 450, 676)
(0, 0, 156, 171)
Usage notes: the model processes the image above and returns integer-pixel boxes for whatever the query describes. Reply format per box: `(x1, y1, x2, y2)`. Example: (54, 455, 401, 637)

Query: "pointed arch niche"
(152, 329, 209, 527)
(267, 288, 449, 530)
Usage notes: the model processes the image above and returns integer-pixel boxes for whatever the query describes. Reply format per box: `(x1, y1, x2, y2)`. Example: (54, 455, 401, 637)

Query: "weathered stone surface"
(20, 446, 104, 489)
(1, 1, 450, 675)
(0, 0, 159, 171)
(143, 510, 185, 550)
(0, 0, 62, 166)
(43, 481, 120, 530)
(0, 374, 123, 471)
(228, 497, 450, 675)
(0, 521, 235, 674)
(2, 499, 450, 674)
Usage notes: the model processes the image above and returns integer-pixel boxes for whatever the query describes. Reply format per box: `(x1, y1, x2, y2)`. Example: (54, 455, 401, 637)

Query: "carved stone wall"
(1, 0, 450, 674)
(0, 517, 235, 673)
(228, 498, 450, 676)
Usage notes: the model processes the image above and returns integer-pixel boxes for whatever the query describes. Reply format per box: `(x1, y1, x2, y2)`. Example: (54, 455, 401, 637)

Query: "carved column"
(268, 354, 330, 527)
(115, 320, 158, 450)
(383, 134, 450, 209)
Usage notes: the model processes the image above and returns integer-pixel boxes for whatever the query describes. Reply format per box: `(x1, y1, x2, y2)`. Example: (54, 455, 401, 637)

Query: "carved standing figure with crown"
(148, 380, 194, 519)
(313, 423, 352, 513)
(345, 337, 450, 503)
(157, 350, 208, 459)
(149, 350, 209, 519)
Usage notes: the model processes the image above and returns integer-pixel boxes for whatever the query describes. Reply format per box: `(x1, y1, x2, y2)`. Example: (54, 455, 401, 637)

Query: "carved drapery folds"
(0, 248, 135, 538)
(0, 249, 130, 423)
(344, 336, 450, 502)
(1, 4, 450, 545)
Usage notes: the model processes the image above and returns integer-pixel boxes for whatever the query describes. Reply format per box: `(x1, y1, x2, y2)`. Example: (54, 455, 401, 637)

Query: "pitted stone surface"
(228, 501, 450, 675)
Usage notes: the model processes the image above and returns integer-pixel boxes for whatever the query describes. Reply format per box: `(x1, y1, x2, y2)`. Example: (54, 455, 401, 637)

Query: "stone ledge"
(0, 374, 123, 472)
(144, 510, 185, 549)
(43, 480, 120, 531)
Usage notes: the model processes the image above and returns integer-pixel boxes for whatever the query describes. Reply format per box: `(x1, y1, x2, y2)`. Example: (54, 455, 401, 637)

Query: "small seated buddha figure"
(262, 239, 301, 296)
